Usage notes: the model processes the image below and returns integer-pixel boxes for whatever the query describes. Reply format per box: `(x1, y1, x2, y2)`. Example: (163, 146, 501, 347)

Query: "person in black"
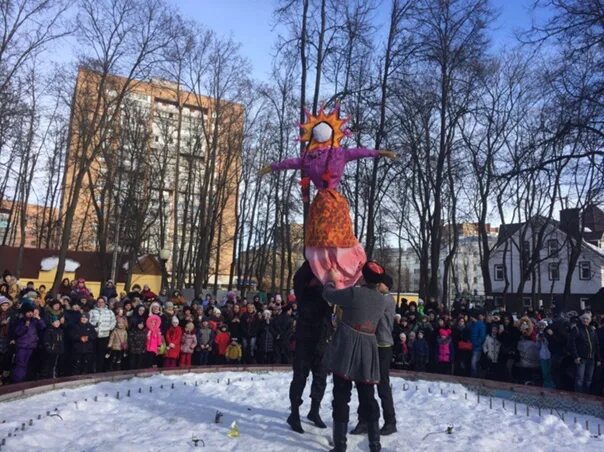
(287, 261, 334, 434)
(570, 312, 600, 393)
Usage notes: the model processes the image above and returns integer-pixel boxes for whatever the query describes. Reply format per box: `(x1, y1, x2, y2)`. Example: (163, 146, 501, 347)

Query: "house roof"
(0, 246, 161, 282)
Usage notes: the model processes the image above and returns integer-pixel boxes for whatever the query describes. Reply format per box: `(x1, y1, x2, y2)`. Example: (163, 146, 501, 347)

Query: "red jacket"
(215, 332, 231, 356)
(165, 326, 183, 359)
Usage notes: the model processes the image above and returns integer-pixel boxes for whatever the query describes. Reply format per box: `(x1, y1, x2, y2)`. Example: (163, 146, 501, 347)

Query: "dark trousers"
(107, 350, 125, 371)
(357, 346, 396, 424)
(129, 353, 146, 370)
(72, 353, 93, 375)
(42, 353, 61, 379)
(289, 339, 328, 407)
(13, 348, 33, 383)
(332, 374, 379, 423)
(95, 337, 110, 372)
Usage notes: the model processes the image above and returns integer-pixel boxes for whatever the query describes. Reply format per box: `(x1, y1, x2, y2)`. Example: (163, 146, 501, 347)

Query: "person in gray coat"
(350, 273, 397, 437)
(322, 261, 387, 452)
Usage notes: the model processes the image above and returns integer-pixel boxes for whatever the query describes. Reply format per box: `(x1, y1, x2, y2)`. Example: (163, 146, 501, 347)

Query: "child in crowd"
(164, 316, 182, 368)
(436, 328, 453, 375)
(128, 318, 148, 370)
(145, 313, 163, 368)
(225, 338, 242, 364)
(412, 330, 429, 372)
(70, 312, 96, 375)
(482, 325, 501, 379)
(214, 324, 231, 364)
(0, 296, 12, 384)
(107, 317, 128, 371)
(196, 319, 214, 365)
(180, 322, 197, 367)
(42, 317, 64, 378)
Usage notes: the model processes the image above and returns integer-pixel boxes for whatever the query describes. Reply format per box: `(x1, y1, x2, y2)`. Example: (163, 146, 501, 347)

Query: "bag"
(458, 340, 472, 352)
(158, 338, 167, 355)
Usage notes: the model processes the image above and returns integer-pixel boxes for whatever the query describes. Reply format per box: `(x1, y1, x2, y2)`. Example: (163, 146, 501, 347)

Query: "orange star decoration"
(299, 105, 351, 152)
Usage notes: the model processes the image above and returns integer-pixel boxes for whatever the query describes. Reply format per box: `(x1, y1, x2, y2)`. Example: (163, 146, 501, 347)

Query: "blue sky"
(172, 0, 536, 81)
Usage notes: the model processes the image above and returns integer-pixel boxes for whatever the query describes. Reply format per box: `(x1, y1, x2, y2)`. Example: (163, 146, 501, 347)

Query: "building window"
(547, 239, 559, 256)
(548, 262, 560, 281)
(523, 298, 532, 308)
(494, 264, 504, 281)
(578, 261, 591, 280)
(580, 298, 588, 310)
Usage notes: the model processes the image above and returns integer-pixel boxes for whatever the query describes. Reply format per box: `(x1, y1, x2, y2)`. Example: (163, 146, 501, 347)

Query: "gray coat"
(322, 282, 386, 383)
(376, 294, 395, 347)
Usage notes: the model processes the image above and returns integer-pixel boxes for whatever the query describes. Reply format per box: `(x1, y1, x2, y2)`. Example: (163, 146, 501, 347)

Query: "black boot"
(368, 421, 381, 452)
(349, 421, 368, 435)
(380, 421, 397, 436)
(307, 399, 327, 428)
(287, 405, 304, 434)
(329, 421, 348, 452)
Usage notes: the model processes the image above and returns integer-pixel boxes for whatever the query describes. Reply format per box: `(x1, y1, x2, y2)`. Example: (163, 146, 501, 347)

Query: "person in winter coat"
(273, 307, 294, 364)
(141, 284, 157, 302)
(128, 318, 148, 370)
(179, 322, 197, 367)
(256, 311, 275, 365)
(536, 320, 555, 389)
(570, 312, 600, 393)
(107, 317, 128, 371)
(70, 312, 96, 375)
(412, 330, 430, 372)
(43, 299, 64, 326)
(12, 303, 46, 382)
(0, 296, 13, 384)
(89, 297, 116, 373)
(482, 325, 501, 380)
(42, 317, 64, 379)
(214, 324, 231, 364)
(145, 314, 163, 368)
(58, 278, 72, 297)
(129, 305, 147, 331)
(70, 278, 92, 304)
(516, 322, 540, 384)
(241, 304, 260, 363)
(436, 328, 453, 375)
(196, 319, 214, 365)
(469, 312, 487, 378)
(225, 338, 242, 364)
(100, 280, 118, 300)
(161, 302, 177, 335)
(164, 316, 182, 368)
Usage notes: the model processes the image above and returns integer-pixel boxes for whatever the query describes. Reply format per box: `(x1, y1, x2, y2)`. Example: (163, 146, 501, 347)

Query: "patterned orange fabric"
(307, 189, 358, 248)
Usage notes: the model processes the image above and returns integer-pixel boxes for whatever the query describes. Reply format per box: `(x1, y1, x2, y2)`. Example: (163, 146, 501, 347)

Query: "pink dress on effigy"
(271, 146, 379, 288)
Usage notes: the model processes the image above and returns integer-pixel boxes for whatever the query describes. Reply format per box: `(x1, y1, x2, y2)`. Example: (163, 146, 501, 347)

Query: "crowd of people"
(0, 270, 602, 397)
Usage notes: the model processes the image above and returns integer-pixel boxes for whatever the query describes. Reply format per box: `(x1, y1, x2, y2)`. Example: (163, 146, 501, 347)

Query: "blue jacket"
(469, 320, 487, 350)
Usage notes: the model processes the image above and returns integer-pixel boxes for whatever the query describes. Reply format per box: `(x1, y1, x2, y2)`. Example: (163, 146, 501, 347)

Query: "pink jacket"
(146, 314, 162, 354)
(181, 331, 198, 354)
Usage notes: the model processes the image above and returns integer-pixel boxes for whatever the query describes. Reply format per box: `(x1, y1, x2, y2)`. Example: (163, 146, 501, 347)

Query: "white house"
(488, 207, 604, 313)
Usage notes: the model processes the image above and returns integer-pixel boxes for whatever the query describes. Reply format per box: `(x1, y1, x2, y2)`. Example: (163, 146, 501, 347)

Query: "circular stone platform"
(0, 371, 601, 451)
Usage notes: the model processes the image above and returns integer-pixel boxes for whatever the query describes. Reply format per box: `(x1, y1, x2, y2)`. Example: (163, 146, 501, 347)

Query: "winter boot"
(287, 405, 304, 434)
(307, 399, 327, 428)
(349, 421, 368, 435)
(380, 421, 397, 436)
(367, 421, 381, 452)
(329, 421, 348, 452)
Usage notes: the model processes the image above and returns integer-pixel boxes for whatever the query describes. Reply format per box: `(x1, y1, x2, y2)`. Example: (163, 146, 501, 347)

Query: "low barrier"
(0, 366, 602, 432)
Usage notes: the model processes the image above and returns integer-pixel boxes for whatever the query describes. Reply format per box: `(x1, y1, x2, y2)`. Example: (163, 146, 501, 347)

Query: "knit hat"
(438, 328, 451, 337)
(20, 300, 35, 314)
(0, 296, 10, 307)
(165, 301, 174, 310)
(537, 320, 548, 329)
(362, 261, 385, 285)
(171, 316, 180, 326)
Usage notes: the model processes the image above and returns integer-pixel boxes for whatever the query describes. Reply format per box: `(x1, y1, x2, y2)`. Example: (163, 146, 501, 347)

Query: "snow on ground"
(0, 371, 602, 451)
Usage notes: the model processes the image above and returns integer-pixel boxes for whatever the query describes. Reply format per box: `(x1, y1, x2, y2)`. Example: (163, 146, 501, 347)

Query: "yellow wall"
(20, 267, 161, 298)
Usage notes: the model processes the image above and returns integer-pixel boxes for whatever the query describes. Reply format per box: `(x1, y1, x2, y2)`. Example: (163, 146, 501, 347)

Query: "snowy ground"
(0, 371, 602, 451)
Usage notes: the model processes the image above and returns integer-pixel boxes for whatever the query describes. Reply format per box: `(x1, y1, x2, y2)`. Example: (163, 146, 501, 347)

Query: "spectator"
(164, 316, 183, 368)
(412, 330, 429, 372)
(241, 304, 260, 363)
(196, 319, 214, 365)
(70, 312, 96, 375)
(0, 296, 12, 384)
(101, 280, 118, 300)
(257, 310, 275, 365)
(214, 324, 231, 364)
(89, 297, 116, 372)
(436, 328, 453, 375)
(141, 284, 157, 302)
(516, 322, 540, 384)
(145, 314, 163, 368)
(482, 325, 501, 380)
(70, 279, 92, 303)
(12, 303, 45, 382)
(569, 312, 600, 393)
(128, 317, 148, 370)
(469, 312, 487, 378)
(41, 317, 64, 379)
(58, 278, 72, 297)
(180, 322, 197, 368)
(107, 317, 128, 371)
(225, 338, 242, 364)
